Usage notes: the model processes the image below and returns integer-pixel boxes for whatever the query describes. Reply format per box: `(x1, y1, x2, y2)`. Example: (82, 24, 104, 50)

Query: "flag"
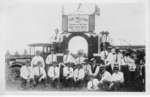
(95, 4, 100, 16)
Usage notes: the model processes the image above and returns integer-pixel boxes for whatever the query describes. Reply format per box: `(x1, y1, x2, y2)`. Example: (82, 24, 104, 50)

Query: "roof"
(113, 45, 145, 49)
(28, 43, 52, 47)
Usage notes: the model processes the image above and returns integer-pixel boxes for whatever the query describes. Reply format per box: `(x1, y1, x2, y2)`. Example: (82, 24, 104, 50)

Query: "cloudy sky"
(0, 0, 146, 54)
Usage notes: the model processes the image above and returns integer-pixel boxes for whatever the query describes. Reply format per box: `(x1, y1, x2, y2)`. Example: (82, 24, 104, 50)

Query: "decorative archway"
(61, 32, 99, 59)
(68, 36, 88, 56)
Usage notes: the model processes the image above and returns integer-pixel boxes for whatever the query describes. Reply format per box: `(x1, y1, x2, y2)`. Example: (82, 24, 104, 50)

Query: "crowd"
(20, 47, 145, 91)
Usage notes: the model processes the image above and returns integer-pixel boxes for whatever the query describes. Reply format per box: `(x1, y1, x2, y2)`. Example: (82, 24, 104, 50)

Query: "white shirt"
(99, 71, 112, 83)
(48, 66, 55, 78)
(48, 66, 60, 80)
(31, 66, 46, 80)
(20, 65, 32, 80)
(83, 64, 91, 74)
(63, 54, 76, 64)
(87, 78, 99, 90)
(106, 53, 117, 69)
(45, 54, 57, 65)
(125, 57, 136, 71)
(100, 50, 108, 61)
(63, 66, 69, 77)
(74, 68, 85, 81)
(67, 67, 74, 79)
(54, 66, 60, 79)
(76, 56, 85, 64)
(112, 71, 124, 83)
(31, 56, 45, 68)
(116, 53, 123, 66)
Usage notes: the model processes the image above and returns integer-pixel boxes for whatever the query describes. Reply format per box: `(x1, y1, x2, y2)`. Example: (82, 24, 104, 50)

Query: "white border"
(0, 0, 149, 95)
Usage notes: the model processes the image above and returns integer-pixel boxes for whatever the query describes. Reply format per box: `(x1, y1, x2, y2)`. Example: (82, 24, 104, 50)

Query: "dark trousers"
(33, 76, 46, 87)
(74, 80, 84, 88)
(63, 78, 74, 87)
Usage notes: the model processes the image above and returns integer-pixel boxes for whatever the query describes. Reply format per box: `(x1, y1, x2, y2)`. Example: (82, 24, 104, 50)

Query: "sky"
(0, 0, 146, 54)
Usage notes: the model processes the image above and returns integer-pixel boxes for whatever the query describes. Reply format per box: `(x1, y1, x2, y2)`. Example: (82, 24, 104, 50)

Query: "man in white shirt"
(106, 48, 117, 74)
(45, 48, 57, 66)
(100, 49, 108, 62)
(20, 61, 33, 88)
(31, 61, 47, 87)
(63, 50, 76, 64)
(74, 64, 85, 87)
(98, 65, 112, 90)
(31, 51, 45, 68)
(110, 65, 124, 90)
(76, 55, 86, 65)
(116, 49, 124, 67)
(47, 63, 60, 88)
(65, 63, 74, 87)
(62, 63, 70, 87)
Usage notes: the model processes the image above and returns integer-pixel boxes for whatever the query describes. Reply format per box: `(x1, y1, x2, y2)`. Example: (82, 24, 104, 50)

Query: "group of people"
(20, 47, 145, 91)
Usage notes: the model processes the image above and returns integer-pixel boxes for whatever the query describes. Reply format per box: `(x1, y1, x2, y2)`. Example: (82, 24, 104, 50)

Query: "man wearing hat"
(87, 58, 100, 78)
(110, 64, 124, 90)
(98, 65, 112, 90)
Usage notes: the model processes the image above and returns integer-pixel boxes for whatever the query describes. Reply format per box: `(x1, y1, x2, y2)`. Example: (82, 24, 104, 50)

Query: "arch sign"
(62, 14, 95, 32)
(68, 15, 89, 32)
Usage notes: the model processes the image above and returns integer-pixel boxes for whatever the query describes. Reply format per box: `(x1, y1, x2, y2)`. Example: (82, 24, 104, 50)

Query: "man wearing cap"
(98, 65, 112, 90)
(45, 48, 57, 66)
(20, 60, 33, 88)
(110, 64, 124, 90)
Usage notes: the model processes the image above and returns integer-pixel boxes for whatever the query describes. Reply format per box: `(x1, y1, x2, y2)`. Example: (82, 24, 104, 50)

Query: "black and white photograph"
(0, 0, 149, 94)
